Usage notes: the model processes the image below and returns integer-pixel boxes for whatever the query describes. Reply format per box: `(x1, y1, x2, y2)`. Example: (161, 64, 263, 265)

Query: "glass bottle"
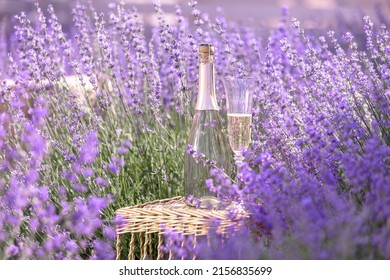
(184, 43, 232, 206)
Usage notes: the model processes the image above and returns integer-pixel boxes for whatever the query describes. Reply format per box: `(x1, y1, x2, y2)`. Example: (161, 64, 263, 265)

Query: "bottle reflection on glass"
(184, 43, 232, 207)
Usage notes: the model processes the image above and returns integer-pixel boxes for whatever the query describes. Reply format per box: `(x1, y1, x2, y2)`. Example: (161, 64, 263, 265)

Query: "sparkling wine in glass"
(223, 77, 254, 162)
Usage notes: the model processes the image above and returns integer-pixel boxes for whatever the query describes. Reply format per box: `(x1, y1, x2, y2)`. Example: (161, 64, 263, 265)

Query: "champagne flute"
(223, 77, 254, 163)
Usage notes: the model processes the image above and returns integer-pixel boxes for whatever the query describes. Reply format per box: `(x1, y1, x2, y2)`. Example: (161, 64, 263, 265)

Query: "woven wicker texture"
(115, 196, 245, 260)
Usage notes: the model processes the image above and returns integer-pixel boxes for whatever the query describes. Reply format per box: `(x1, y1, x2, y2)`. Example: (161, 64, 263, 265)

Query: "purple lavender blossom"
(79, 131, 99, 165)
(95, 177, 108, 187)
(5, 245, 19, 259)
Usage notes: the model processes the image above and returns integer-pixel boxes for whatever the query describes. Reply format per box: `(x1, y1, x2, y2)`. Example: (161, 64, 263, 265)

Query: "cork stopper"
(199, 43, 214, 55)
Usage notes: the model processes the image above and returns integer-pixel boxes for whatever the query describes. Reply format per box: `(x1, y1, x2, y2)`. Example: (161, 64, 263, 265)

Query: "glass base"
(186, 195, 221, 209)
(199, 196, 219, 209)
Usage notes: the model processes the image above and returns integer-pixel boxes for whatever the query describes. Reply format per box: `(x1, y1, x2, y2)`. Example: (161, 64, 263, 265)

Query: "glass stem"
(233, 151, 244, 182)
(234, 151, 244, 163)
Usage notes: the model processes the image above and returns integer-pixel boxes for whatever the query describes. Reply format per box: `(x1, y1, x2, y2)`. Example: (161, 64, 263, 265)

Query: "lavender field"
(0, 0, 390, 259)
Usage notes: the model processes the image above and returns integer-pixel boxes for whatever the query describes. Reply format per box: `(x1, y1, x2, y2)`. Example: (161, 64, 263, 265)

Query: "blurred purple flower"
(79, 131, 99, 165)
(95, 177, 108, 187)
(5, 245, 19, 258)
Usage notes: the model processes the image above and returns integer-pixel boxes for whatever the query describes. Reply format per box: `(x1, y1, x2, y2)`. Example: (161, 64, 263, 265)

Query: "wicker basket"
(115, 196, 246, 260)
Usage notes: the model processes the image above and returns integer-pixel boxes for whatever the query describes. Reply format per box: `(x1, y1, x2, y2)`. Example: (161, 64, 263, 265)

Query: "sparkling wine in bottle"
(184, 43, 232, 206)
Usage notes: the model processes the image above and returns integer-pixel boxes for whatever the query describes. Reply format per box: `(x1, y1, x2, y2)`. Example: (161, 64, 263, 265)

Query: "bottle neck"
(195, 55, 219, 110)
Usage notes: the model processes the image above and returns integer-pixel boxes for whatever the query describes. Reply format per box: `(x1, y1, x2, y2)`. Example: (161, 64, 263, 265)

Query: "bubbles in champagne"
(227, 113, 252, 153)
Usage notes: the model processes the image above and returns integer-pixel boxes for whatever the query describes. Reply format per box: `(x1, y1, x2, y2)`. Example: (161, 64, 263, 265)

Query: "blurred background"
(0, 0, 389, 36)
